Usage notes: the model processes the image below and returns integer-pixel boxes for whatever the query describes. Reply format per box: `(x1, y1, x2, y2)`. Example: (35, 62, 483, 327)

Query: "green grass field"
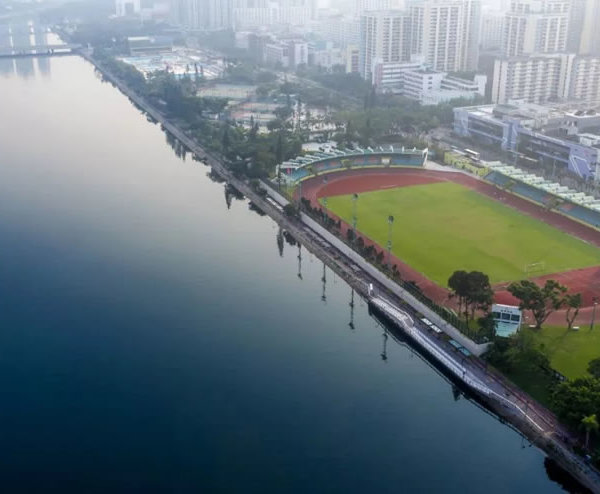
(533, 326, 600, 379)
(323, 182, 600, 286)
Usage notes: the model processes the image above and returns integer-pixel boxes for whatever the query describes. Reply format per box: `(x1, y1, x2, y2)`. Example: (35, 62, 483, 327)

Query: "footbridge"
(0, 44, 81, 58)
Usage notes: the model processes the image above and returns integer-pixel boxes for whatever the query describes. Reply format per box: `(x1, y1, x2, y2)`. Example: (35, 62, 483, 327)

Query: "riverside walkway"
(80, 50, 600, 493)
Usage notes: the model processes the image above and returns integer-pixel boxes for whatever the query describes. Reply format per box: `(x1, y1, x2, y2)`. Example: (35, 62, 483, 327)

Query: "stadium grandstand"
(484, 162, 600, 229)
(277, 146, 428, 185)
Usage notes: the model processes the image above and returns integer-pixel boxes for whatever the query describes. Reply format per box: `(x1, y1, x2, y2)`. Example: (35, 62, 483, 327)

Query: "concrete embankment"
(79, 50, 600, 493)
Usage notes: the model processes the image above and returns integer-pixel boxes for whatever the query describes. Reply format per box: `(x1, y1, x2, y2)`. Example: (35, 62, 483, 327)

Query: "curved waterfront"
(0, 55, 573, 492)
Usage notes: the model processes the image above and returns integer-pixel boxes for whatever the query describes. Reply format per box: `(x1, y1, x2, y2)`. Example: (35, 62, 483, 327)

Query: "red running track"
(300, 168, 600, 321)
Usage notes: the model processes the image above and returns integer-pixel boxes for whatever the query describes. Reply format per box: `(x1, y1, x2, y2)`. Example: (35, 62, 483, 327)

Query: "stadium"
(279, 148, 600, 323)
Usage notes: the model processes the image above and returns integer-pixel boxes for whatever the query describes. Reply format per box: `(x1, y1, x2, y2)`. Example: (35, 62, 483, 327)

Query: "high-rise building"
(232, 0, 317, 28)
(568, 0, 600, 56)
(359, 9, 411, 78)
(353, 0, 392, 16)
(408, 0, 481, 72)
(118, 0, 170, 19)
(461, 0, 482, 71)
(278, 0, 318, 24)
(491, 53, 575, 104)
(480, 9, 504, 51)
(502, 0, 570, 57)
(315, 14, 360, 48)
(171, 0, 233, 29)
(569, 56, 600, 102)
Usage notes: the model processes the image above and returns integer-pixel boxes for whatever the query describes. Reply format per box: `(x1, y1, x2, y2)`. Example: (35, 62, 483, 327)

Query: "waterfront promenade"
(80, 49, 600, 493)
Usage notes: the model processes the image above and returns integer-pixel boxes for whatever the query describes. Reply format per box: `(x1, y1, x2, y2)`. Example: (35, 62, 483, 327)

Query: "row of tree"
(508, 279, 582, 330)
(448, 270, 583, 331)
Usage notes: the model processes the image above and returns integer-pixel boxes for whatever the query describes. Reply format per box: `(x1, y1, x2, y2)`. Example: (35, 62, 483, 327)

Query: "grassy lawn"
(323, 182, 600, 286)
(532, 325, 600, 379)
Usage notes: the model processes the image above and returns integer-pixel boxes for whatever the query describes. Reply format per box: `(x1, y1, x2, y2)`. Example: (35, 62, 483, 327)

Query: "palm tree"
(581, 414, 599, 449)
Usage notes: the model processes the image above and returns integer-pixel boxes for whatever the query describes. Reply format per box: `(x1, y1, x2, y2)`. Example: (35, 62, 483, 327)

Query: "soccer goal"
(524, 261, 546, 276)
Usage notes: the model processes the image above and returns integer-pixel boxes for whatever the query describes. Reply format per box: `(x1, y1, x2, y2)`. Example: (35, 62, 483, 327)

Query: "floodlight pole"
(387, 215, 394, 271)
(591, 298, 598, 331)
(352, 193, 359, 244)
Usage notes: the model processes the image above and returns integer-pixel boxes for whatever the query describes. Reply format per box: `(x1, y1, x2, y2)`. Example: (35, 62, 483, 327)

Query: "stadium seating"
(485, 171, 600, 228)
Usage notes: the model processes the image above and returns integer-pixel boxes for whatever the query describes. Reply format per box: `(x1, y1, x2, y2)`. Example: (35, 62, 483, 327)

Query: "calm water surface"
(0, 54, 570, 492)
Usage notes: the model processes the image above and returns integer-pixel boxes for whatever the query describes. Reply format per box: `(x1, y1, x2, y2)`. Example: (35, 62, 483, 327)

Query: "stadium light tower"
(352, 193, 359, 242)
(387, 215, 394, 271)
(591, 297, 599, 331)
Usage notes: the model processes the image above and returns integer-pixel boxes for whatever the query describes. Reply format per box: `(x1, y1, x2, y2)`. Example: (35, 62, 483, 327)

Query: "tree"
(283, 203, 300, 219)
(448, 270, 493, 323)
(448, 270, 469, 317)
(276, 131, 284, 189)
(508, 279, 567, 329)
(581, 414, 599, 449)
(552, 377, 600, 427)
(465, 271, 494, 320)
(274, 105, 293, 121)
(588, 358, 600, 379)
(564, 293, 582, 330)
(222, 124, 230, 153)
(477, 312, 496, 340)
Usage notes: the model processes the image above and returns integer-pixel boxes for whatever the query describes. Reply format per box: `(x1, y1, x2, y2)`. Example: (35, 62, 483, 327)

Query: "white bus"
(464, 149, 480, 161)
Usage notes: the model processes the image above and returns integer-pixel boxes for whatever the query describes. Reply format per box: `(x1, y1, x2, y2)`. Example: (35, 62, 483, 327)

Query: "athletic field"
(323, 182, 600, 286)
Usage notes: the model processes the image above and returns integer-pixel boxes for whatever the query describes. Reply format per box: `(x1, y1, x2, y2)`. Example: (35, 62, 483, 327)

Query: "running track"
(300, 168, 600, 323)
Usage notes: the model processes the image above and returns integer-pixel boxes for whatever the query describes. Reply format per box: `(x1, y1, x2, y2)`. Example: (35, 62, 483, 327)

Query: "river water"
(0, 53, 574, 492)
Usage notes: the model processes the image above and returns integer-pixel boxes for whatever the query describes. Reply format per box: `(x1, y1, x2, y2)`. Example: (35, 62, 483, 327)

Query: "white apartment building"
(372, 57, 486, 104)
(408, 0, 481, 72)
(311, 42, 345, 68)
(359, 10, 411, 78)
(502, 0, 570, 57)
(233, 0, 272, 29)
(170, 0, 233, 29)
(233, 0, 316, 28)
(264, 39, 308, 68)
(491, 53, 576, 104)
(117, 0, 170, 19)
(314, 14, 360, 48)
(353, 0, 392, 16)
(568, 0, 600, 56)
(480, 9, 504, 51)
(277, 0, 317, 24)
(570, 57, 600, 103)
(346, 44, 360, 73)
(372, 58, 424, 90)
(403, 68, 447, 100)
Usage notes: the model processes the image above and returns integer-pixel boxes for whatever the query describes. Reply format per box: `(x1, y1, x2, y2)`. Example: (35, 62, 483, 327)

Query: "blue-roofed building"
(454, 102, 600, 181)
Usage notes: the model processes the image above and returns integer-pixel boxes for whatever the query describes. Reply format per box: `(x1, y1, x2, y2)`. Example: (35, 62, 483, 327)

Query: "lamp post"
(351, 193, 358, 244)
(322, 176, 329, 225)
(387, 215, 394, 271)
(591, 297, 599, 331)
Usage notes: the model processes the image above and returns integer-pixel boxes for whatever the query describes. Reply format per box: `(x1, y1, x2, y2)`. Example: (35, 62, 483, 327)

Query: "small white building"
(372, 57, 486, 105)
(492, 304, 522, 338)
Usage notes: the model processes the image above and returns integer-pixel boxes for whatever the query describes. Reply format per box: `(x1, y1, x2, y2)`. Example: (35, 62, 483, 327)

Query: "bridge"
(0, 44, 81, 58)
